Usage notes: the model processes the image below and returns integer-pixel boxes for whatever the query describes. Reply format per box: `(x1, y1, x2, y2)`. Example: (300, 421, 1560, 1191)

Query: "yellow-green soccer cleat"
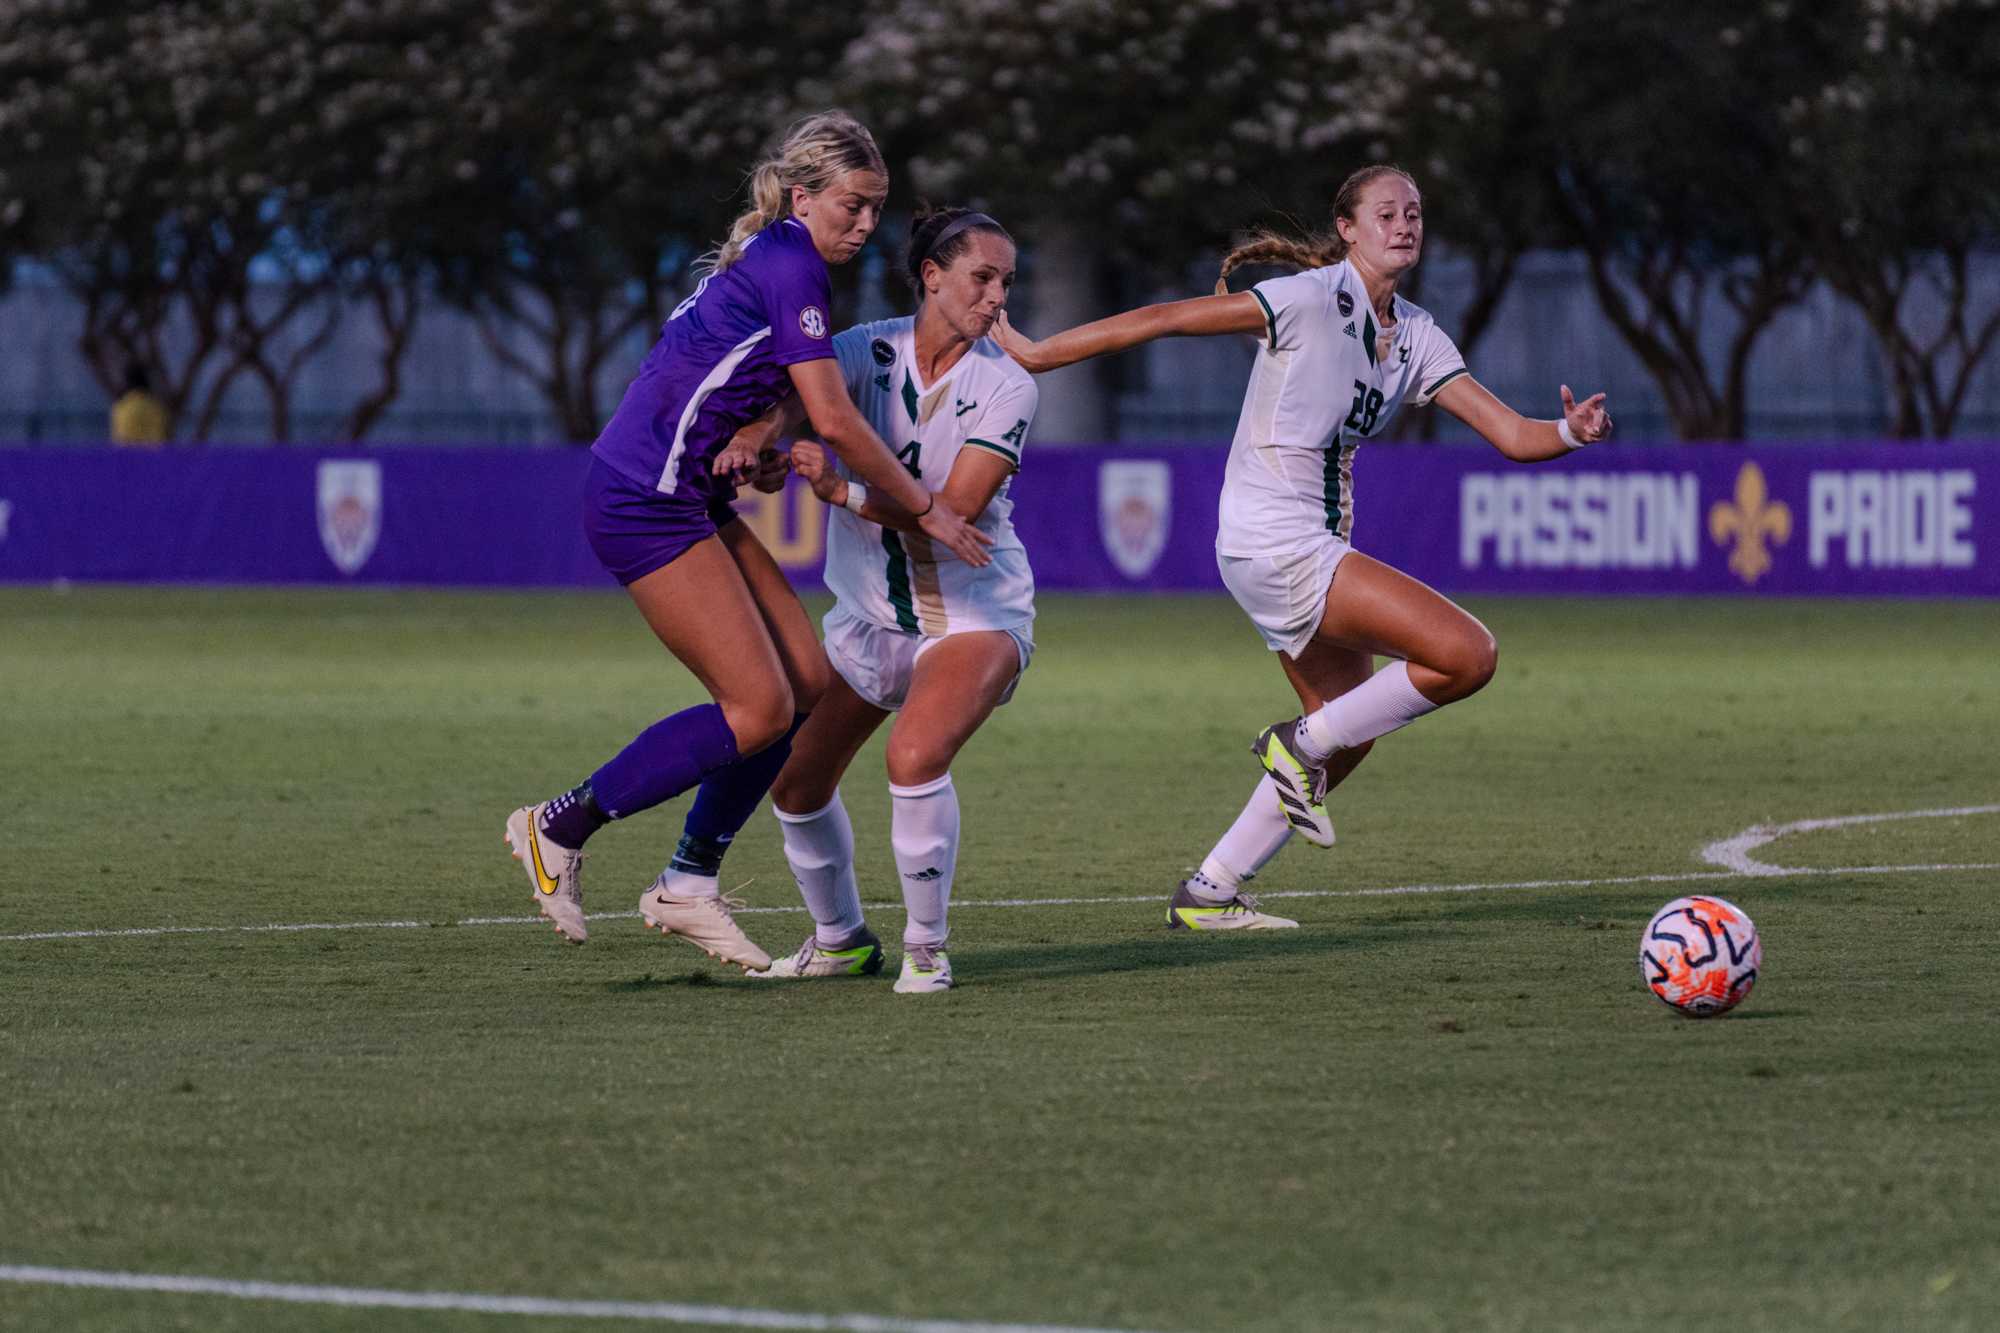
(893, 945, 954, 994)
(639, 883, 772, 972)
(505, 804, 588, 943)
(751, 927, 886, 979)
(1252, 718, 1336, 848)
(1167, 879, 1299, 931)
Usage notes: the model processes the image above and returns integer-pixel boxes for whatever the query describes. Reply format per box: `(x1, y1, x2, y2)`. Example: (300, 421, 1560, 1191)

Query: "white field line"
(0, 1264, 1150, 1333)
(9, 856, 1999, 946)
(1699, 803, 2000, 877)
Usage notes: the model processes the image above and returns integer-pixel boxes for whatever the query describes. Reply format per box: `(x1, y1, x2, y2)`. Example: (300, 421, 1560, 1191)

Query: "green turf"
(2, 586, 1997, 1332)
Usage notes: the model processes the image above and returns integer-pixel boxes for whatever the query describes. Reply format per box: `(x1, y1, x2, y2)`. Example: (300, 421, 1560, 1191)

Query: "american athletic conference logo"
(799, 306, 827, 339)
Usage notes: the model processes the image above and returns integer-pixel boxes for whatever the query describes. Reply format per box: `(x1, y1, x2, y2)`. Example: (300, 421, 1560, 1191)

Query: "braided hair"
(1217, 164, 1416, 286)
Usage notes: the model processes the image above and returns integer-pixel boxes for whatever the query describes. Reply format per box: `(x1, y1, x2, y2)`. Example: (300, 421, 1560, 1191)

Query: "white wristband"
(842, 483, 868, 514)
(1557, 418, 1584, 450)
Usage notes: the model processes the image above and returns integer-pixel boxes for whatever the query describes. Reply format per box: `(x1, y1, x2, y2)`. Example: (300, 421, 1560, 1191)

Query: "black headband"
(922, 212, 1003, 262)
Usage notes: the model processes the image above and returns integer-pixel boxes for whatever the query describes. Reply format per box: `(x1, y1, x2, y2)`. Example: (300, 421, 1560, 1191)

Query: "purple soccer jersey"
(592, 218, 835, 498)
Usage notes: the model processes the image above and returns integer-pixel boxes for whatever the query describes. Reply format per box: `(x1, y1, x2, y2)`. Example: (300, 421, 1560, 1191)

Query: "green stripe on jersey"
(881, 531, 919, 632)
(1322, 445, 1343, 534)
(1423, 366, 1468, 399)
(963, 438, 1019, 468)
(1250, 288, 1278, 351)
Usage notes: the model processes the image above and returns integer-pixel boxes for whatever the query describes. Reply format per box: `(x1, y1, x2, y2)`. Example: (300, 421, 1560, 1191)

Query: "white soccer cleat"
(1167, 879, 1299, 931)
(1252, 718, 1336, 848)
(893, 945, 954, 994)
(639, 883, 771, 972)
(751, 927, 885, 979)
(505, 804, 587, 943)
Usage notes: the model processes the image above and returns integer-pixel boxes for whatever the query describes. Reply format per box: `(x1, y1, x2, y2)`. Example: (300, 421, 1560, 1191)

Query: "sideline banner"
(0, 444, 1992, 595)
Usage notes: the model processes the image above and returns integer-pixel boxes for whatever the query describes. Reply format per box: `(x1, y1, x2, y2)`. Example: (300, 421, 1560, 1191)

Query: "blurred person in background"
(503, 111, 990, 970)
(997, 165, 1612, 930)
(109, 364, 168, 446)
(733, 206, 1038, 995)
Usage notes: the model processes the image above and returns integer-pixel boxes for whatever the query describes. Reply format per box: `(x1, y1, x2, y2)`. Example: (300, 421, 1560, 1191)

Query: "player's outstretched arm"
(992, 295, 1267, 374)
(787, 357, 993, 566)
(1433, 376, 1613, 462)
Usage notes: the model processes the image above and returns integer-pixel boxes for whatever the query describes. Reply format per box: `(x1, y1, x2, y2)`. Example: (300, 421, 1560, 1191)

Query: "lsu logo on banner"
(316, 460, 382, 576)
(1099, 460, 1170, 579)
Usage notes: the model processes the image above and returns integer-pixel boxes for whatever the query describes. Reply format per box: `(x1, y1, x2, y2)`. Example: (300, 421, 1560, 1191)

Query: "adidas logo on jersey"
(1343, 321, 1357, 338)
(874, 372, 891, 391)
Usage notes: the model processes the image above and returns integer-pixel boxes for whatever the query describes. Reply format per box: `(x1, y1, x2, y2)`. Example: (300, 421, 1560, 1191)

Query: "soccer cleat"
(1253, 718, 1336, 848)
(639, 882, 771, 972)
(751, 927, 886, 979)
(893, 945, 954, 994)
(505, 804, 587, 943)
(1167, 879, 1299, 931)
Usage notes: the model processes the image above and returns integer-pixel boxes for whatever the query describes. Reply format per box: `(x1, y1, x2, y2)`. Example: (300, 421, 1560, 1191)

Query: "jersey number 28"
(1345, 380, 1384, 435)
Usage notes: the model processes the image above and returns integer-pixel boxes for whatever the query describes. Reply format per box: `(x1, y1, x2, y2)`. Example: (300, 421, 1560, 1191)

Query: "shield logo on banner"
(1099, 460, 1171, 579)
(317, 460, 382, 576)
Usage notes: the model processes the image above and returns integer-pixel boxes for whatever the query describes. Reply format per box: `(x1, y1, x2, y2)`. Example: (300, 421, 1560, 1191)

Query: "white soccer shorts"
(1216, 535, 1353, 657)
(823, 606, 1034, 712)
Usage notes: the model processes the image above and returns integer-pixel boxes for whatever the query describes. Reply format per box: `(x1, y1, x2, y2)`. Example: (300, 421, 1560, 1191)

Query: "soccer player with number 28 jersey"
(997, 165, 1613, 928)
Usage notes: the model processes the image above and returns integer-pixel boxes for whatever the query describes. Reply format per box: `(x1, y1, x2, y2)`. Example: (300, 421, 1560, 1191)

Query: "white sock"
(1192, 775, 1294, 901)
(773, 792, 866, 944)
(890, 774, 958, 949)
(1296, 658, 1438, 763)
(657, 869, 718, 901)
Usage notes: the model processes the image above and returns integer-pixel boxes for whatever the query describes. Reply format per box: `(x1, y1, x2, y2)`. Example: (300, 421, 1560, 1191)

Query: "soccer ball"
(1640, 895, 1761, 1017)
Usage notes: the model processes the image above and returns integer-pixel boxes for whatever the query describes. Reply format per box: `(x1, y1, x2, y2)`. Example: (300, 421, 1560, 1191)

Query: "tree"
(408, 0, 868, 442)
(1545, 2, 1837, 440)
(1789, 0, 2000, 438)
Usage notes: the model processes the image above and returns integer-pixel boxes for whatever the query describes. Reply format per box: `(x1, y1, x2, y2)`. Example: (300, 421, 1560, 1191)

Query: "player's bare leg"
(616, 536, 789, 970)
(646, 520, 831, 960)
(1252, 552, 1494, 849)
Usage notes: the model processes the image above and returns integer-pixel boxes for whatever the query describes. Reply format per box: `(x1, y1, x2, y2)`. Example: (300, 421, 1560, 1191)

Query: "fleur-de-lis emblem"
(1708, 462, 1792, 585)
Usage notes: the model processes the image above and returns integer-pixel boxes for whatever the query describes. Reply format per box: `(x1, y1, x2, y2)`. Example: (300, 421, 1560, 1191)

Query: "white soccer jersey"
(824, 317, 1038, 635)
(1215, 259, 1467, 557)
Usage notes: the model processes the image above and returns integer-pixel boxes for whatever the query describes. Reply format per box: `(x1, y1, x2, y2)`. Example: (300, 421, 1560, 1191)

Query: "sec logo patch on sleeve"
(799, 306, 827, 339)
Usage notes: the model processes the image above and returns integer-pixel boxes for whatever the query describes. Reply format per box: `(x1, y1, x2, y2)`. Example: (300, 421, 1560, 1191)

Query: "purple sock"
(672, 713, 808, 874)
(538, 783, 607, 850)
(589, 702, 740, 821)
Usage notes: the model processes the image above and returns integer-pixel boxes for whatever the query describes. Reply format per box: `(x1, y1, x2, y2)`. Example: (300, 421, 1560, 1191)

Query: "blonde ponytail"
(1218, 229, 1347, 288)
(1216, 164, 1416, 289)
(698, 111, 886, 277)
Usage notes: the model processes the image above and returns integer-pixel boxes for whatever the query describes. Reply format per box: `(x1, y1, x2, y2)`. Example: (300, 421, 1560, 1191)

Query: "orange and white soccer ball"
(1640, 895, 1761, 1017)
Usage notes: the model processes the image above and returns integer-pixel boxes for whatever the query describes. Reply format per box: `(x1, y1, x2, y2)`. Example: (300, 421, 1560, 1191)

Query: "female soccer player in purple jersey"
(997, 166, 1610, 930)
(504, 112, 990, 969)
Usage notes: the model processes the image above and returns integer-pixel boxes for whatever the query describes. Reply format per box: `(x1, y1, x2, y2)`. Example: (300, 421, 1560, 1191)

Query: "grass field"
(3, 586, 1998, 1333)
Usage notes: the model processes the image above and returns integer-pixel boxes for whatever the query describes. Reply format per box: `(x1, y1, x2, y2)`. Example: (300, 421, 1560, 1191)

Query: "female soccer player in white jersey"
(502, 113, 989, 970)
(996, 165, 1611, 930)
(741, 207, 1038, 993)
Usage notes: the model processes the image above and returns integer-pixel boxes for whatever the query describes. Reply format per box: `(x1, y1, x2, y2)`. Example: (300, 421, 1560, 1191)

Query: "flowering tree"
(415, 0, 868, 440)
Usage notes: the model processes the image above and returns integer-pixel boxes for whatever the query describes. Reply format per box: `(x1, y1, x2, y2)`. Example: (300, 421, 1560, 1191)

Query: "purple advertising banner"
(0, 444, 1993, 595)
